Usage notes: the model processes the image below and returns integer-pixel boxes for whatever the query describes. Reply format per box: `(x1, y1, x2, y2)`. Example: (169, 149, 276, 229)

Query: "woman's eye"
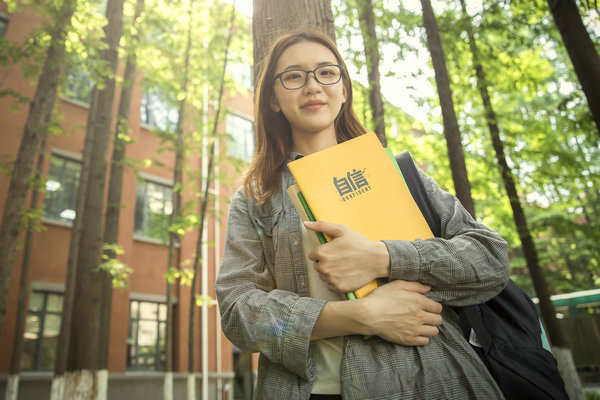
(283, 72, 303, 81)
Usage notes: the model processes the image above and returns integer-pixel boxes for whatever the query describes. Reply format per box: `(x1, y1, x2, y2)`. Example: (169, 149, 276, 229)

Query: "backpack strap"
(394, 151, 441, 237)
(459, 305, 493, 353)
(395, 151, 485, 346)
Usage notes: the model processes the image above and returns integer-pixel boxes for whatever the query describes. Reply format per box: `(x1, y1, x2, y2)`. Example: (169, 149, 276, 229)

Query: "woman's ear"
(342, 84, 347, 104)
(270, 97, 281, 112)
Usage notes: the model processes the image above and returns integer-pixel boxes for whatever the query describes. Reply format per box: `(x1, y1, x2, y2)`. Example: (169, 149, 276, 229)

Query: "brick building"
(0, 3, 255, 399)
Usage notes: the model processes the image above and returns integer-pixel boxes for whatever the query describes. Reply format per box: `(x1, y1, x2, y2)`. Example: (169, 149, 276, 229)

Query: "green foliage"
(97, 243, 133, 289)
(586, 390, 600, 400)
(440, 0, 600, 293)
(334, 0, 600, 295)
(165, 267, 193, 286)
(194, 294, 214, 307)
(133, 0, 251, 260)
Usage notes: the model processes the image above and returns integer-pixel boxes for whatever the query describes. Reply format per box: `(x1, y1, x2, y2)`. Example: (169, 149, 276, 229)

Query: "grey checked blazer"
(216, 155, 508, 400)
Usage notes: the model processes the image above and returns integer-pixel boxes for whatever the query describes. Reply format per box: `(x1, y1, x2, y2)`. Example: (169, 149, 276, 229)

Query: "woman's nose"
(303, 72, 322, 93)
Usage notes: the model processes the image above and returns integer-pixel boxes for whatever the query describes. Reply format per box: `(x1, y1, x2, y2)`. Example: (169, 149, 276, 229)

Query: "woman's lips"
(302, 101, 325, 111)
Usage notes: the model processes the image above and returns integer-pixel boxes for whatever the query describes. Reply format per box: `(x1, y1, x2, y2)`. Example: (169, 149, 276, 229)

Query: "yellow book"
(287, 183, 378, 300)
(287, 132, 433, 298)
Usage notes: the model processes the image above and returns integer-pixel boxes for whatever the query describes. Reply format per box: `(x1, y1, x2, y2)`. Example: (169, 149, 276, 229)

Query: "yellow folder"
(287, 132, 433, 298)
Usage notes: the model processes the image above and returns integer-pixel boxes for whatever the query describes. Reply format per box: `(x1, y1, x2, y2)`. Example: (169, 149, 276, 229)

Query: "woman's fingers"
(304, 220, 345, 238)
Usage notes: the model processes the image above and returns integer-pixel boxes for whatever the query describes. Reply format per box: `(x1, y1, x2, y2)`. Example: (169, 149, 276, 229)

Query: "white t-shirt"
(301, 222, 343, 395)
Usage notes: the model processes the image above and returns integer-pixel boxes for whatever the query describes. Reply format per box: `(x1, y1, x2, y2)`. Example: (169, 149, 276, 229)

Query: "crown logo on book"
(334, 168, 372, 202)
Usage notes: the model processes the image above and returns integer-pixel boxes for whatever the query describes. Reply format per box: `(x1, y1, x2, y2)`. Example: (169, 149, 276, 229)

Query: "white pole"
(201, 86, 209, 400)
(215, 134, 223, 400)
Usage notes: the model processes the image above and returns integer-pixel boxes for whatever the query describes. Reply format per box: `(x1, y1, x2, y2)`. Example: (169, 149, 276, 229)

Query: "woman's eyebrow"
(282, 61, 337, 71)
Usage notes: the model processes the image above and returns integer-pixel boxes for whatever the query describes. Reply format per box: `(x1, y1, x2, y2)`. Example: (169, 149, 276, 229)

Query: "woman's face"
(271, 41, 347, 144)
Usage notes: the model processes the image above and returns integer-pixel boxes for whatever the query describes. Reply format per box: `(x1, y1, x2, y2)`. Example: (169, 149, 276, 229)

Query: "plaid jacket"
(216, 155, 509, 400)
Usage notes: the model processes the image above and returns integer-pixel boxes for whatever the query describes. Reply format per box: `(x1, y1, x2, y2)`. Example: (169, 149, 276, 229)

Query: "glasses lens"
(280, 70, 307, 90)
(278, 66, 342, 89)
(315, 65, 341, 85)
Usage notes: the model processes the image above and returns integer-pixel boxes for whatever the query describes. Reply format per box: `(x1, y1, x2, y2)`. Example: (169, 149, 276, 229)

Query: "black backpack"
(395, 151, 568, 400)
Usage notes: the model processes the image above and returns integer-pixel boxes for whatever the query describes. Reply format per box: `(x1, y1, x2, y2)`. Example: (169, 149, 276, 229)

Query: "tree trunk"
(252, 0, 334, 82)
(5, 134, 48, 400)
(65, 0, 124, 397)
(420, 0, 475, 217)
(0, 0, 76, 333)
(96, 1, 144, 398)
(51, 85, 99, 400)
(458, 1, 583, 398)
(357, 0, 387, 147)
(51, 85, 98, 400)
(160, 1, 192, 399)
(547, 0, 600, 137)
(187, 5, 237, 400)
(165, 12, 187, 397)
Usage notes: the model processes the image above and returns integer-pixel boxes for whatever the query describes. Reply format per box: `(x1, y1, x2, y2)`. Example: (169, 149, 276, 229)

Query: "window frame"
(59, 63, 94, 107)
(139, 84, 179, 133)
(21, 287, 64, 371)
(133, 173, 174, 244)
(225, 112, 255, 162)
(126, 297, 168, 371)
(42, 150, 82, 227)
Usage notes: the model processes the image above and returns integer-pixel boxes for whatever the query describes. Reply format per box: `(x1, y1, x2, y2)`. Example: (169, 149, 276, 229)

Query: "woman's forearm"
(311, 281, 443, 346)
(312, 298, 369, 339)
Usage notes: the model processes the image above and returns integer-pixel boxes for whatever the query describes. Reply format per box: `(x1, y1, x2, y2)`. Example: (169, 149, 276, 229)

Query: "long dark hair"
(243, 31, 367, 204)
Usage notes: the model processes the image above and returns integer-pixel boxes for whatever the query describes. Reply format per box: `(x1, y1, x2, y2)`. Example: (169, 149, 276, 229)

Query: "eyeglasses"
(274, 64, 343, 90)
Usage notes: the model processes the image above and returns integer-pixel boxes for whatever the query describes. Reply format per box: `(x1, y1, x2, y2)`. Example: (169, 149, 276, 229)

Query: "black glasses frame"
(274, 64, 344, 90)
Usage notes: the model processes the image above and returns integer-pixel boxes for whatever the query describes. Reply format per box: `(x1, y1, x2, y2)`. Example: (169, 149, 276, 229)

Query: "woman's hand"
(305, 220, 390, 293)
(361, 280, 443, 345)
(312, 280, 443, 346)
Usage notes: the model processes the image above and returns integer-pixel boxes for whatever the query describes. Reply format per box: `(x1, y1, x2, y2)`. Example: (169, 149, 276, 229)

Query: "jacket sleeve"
(215, 188, 325, 380)
(383, 168, 510, 306)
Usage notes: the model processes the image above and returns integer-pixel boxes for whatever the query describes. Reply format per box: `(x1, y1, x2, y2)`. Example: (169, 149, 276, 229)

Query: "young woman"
(216, 31, 509, 400)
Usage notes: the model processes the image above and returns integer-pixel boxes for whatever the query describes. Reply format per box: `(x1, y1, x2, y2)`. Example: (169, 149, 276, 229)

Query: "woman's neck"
(292, 128, 338, 155)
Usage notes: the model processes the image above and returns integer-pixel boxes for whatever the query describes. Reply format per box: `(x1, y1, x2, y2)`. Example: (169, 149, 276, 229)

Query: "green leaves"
(98, 243, 133, 289)
(165, 267, 193, 286)
(334, 0, 599, 294)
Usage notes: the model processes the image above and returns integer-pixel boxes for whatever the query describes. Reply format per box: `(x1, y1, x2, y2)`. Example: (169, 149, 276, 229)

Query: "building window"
(134, 179, 173, 242)
(0, 14, 9, 37)
(21, 291, 63, 370)
(61, 64, 94, 105)
(226, 114, 254, 161)
(44, 154, 81, 222)
(140, 85, 179, 132)
(127, 300, 167, 371)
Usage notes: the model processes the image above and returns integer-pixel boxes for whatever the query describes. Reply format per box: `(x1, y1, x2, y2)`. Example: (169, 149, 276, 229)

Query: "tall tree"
(162, 0, 193, 399)
(0, 0, 76, 333)
(187, 4, 237, 400)
(52, 75, 95, 400)
(419, 0, 475, 217)
(458, 1, 583, 398)
(356, 0, 387, 146)
(64, 0, 124, 398)
(546, 0, 600, 137)
(253, 0, 335, 80)
(96, 0, 144, 398)
(5, 134, 48, 400)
